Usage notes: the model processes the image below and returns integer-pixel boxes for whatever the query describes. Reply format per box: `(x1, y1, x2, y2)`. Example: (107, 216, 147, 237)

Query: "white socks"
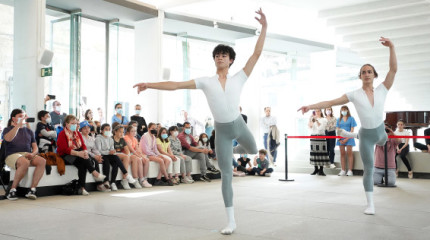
(337, 129, 358, 139)
(220, 207, 236, 235)
(364, 191, 375, 215)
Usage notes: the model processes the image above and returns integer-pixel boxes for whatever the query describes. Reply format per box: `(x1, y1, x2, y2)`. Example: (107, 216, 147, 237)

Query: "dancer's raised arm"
(133, 80, 196, 94)
(243, 8, 267, 77)
(297, 94, 349, 114)
(380, 37, 397, 90)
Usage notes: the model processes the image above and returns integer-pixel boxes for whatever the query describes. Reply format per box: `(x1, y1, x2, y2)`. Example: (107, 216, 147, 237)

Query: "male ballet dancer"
(134, 8, 267, 234)
(298, 37, 397, 215)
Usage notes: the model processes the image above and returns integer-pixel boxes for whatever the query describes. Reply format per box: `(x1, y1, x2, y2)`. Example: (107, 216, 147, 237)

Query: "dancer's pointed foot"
(220, 223, 236, 235)
(364, 206, 375, 215)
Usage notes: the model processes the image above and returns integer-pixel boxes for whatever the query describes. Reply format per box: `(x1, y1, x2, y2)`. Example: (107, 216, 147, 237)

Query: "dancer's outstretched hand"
(133, 82, 148, 94)
(297, 106, 310, 115)
(380, 37, 393, 48)
(255, 8, 267, 27)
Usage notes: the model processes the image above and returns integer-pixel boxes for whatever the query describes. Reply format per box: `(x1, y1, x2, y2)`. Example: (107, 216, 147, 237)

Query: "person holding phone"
(49, 100, 67, 127)
(3, 109, 46, 200)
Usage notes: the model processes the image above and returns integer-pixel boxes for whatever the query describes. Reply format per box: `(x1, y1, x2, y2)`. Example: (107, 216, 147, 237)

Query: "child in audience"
(156, 127, 180, 185)
(237, 154, 252, 173)
(124, 125, 152, 188)
(198, 133, 219, 173)
(95, 124, 135, 191)
(250, 149, 273, 177)
(112, 125, 141, 189)
(168, 126, 194, 183)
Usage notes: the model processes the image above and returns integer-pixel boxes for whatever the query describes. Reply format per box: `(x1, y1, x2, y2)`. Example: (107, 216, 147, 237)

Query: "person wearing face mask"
(168, 126, 194, 184)
(57, 115, 106, 195)
(324, 107, 337, 169)
(336, 106, 357, 177)
(124, 125, 152, 188)
(3, 109, 46, 200)
(156, 127, 180, 184)
(198, 132, 219, 173)
(237, 154, 252, 174)
(130, 104, 148, 137)
(95, 124, 133, 191)
(140, 122, 173, 186)
(35, 110, 57, 153)
(178, 122, 214, 182)
(112, 103, 129, 127)
(49, 100, 67, 127)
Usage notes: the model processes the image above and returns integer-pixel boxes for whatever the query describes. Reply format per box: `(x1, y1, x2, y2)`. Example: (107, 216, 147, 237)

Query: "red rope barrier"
(287, 135, 430, 139)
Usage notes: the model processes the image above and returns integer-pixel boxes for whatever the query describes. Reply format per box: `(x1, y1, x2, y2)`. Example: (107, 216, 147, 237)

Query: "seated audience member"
(124, 125, 152, 187)
(82, 109, 96, 135)
(112, 103, 129, 126)
(232, 158, 245, 177)
(57, 115, 106, 196)
(94, 120, 101, 135)
(3, 109, 46, 200)
(168, 126, 194, 184)
(140, 123, 173, 186)
(49, 100, 67, 127)
(112, 125, 140, 189)
(237, 154, 252, 173)
(95, 124, 134, 191)
(79, 121, 110, 192)
(414, 127, 430, 153)
(157, 127, 180, 184)
(394, 119, 413, 178)
(209, 129, 216, 160)
(374, 125, 397, 186)
(35, 110, 57, 153)
(130, 104, 148, 137)
(178, 122, 212, 182)
(249, 149, 273, 177)
(198, 133, 219, 173)
(128, 120, 141, 141)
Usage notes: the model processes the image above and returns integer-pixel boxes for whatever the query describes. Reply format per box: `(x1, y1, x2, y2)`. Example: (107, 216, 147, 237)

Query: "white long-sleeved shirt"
(310, 117, 327, 135)
(261, 115, 277, 134)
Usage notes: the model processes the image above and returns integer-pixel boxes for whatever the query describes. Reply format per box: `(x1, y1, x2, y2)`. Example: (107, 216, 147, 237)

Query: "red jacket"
(178, 131, 197, 150)
(57, 130, 87, 157)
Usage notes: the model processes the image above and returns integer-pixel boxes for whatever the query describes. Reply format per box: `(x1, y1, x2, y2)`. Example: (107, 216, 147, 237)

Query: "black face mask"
(150, 129, 157, 135)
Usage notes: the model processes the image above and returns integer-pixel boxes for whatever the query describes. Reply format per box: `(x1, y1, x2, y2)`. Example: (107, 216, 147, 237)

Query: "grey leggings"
(215, 116, 258, 207)
(359, 123, 387, 192)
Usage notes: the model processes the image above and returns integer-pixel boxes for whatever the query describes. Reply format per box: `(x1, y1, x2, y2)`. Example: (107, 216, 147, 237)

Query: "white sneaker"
(141, 179, 153, 188)
(133, 180, 143, 189)
(121, 179, 131, 190)
(186, 176, 195, 183)
(94, 173, 106, 182)
(265, 173, 272, 177)
(338, 170, 346, 176)
(346, 170, 353, 176)
(126, 174, 137, 184)
(97, 184, 111, 192)
(111, 183, 118, 191)
(330, 164, 336, 169)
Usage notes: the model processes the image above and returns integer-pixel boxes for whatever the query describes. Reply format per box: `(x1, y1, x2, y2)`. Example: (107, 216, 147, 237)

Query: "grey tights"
(215, 116, 258, 207)
(359, 123, 387, 192)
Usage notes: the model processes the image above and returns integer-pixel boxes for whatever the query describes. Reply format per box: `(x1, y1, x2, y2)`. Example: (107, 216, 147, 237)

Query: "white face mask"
(46, 117, 52, 124)
(326, 110, 332, 115)
(202, 138, 208, 142)
(55, 106, 61, 112)
(173, 131, 179, 137)
(104, 131, 112, 137)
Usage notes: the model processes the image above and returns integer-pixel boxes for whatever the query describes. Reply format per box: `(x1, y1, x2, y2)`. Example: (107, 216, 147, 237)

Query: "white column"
(13, 0, 46, 119)
(133, 11, 164, 123)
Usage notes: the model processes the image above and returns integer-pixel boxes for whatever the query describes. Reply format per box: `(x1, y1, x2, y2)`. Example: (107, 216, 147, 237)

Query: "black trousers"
(325, 130, 336, 164)
(396, 143, 411, 171)
(64, 155, 96, 188)
(102, 155, 127, 183)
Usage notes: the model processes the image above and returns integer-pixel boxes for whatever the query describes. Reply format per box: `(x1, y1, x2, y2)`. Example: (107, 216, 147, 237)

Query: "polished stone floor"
(1, 170, 429, 240)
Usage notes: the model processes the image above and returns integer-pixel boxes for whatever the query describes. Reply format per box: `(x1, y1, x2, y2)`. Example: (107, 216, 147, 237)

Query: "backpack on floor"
(62, 179, 80, 195)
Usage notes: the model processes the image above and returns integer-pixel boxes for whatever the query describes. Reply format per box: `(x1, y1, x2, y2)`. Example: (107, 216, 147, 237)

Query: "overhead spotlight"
(213, 21, 218, 29)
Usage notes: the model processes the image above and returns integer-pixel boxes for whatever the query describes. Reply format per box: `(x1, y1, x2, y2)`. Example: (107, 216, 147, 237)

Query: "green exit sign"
(41, 67, 52, 77)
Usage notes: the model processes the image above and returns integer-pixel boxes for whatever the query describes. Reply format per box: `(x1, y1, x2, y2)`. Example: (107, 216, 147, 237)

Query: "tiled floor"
(1, 171, 429, 240)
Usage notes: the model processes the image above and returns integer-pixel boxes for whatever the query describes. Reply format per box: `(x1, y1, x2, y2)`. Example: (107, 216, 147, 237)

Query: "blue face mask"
(243, 154, 248, 158)
(184, 128, 191, 135)
(341, 111, 348, 116)
(116, 108, 123, 115)
(161, 133, 168, 139)
(69, 124, 77, 131)
(135, 110, 141, 115)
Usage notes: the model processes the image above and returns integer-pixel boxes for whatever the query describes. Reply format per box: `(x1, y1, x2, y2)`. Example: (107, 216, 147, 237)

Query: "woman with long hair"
(336, 106, 357, 176)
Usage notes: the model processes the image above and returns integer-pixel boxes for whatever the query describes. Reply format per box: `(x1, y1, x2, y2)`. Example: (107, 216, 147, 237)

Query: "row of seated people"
(1, 108, 221, 201)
